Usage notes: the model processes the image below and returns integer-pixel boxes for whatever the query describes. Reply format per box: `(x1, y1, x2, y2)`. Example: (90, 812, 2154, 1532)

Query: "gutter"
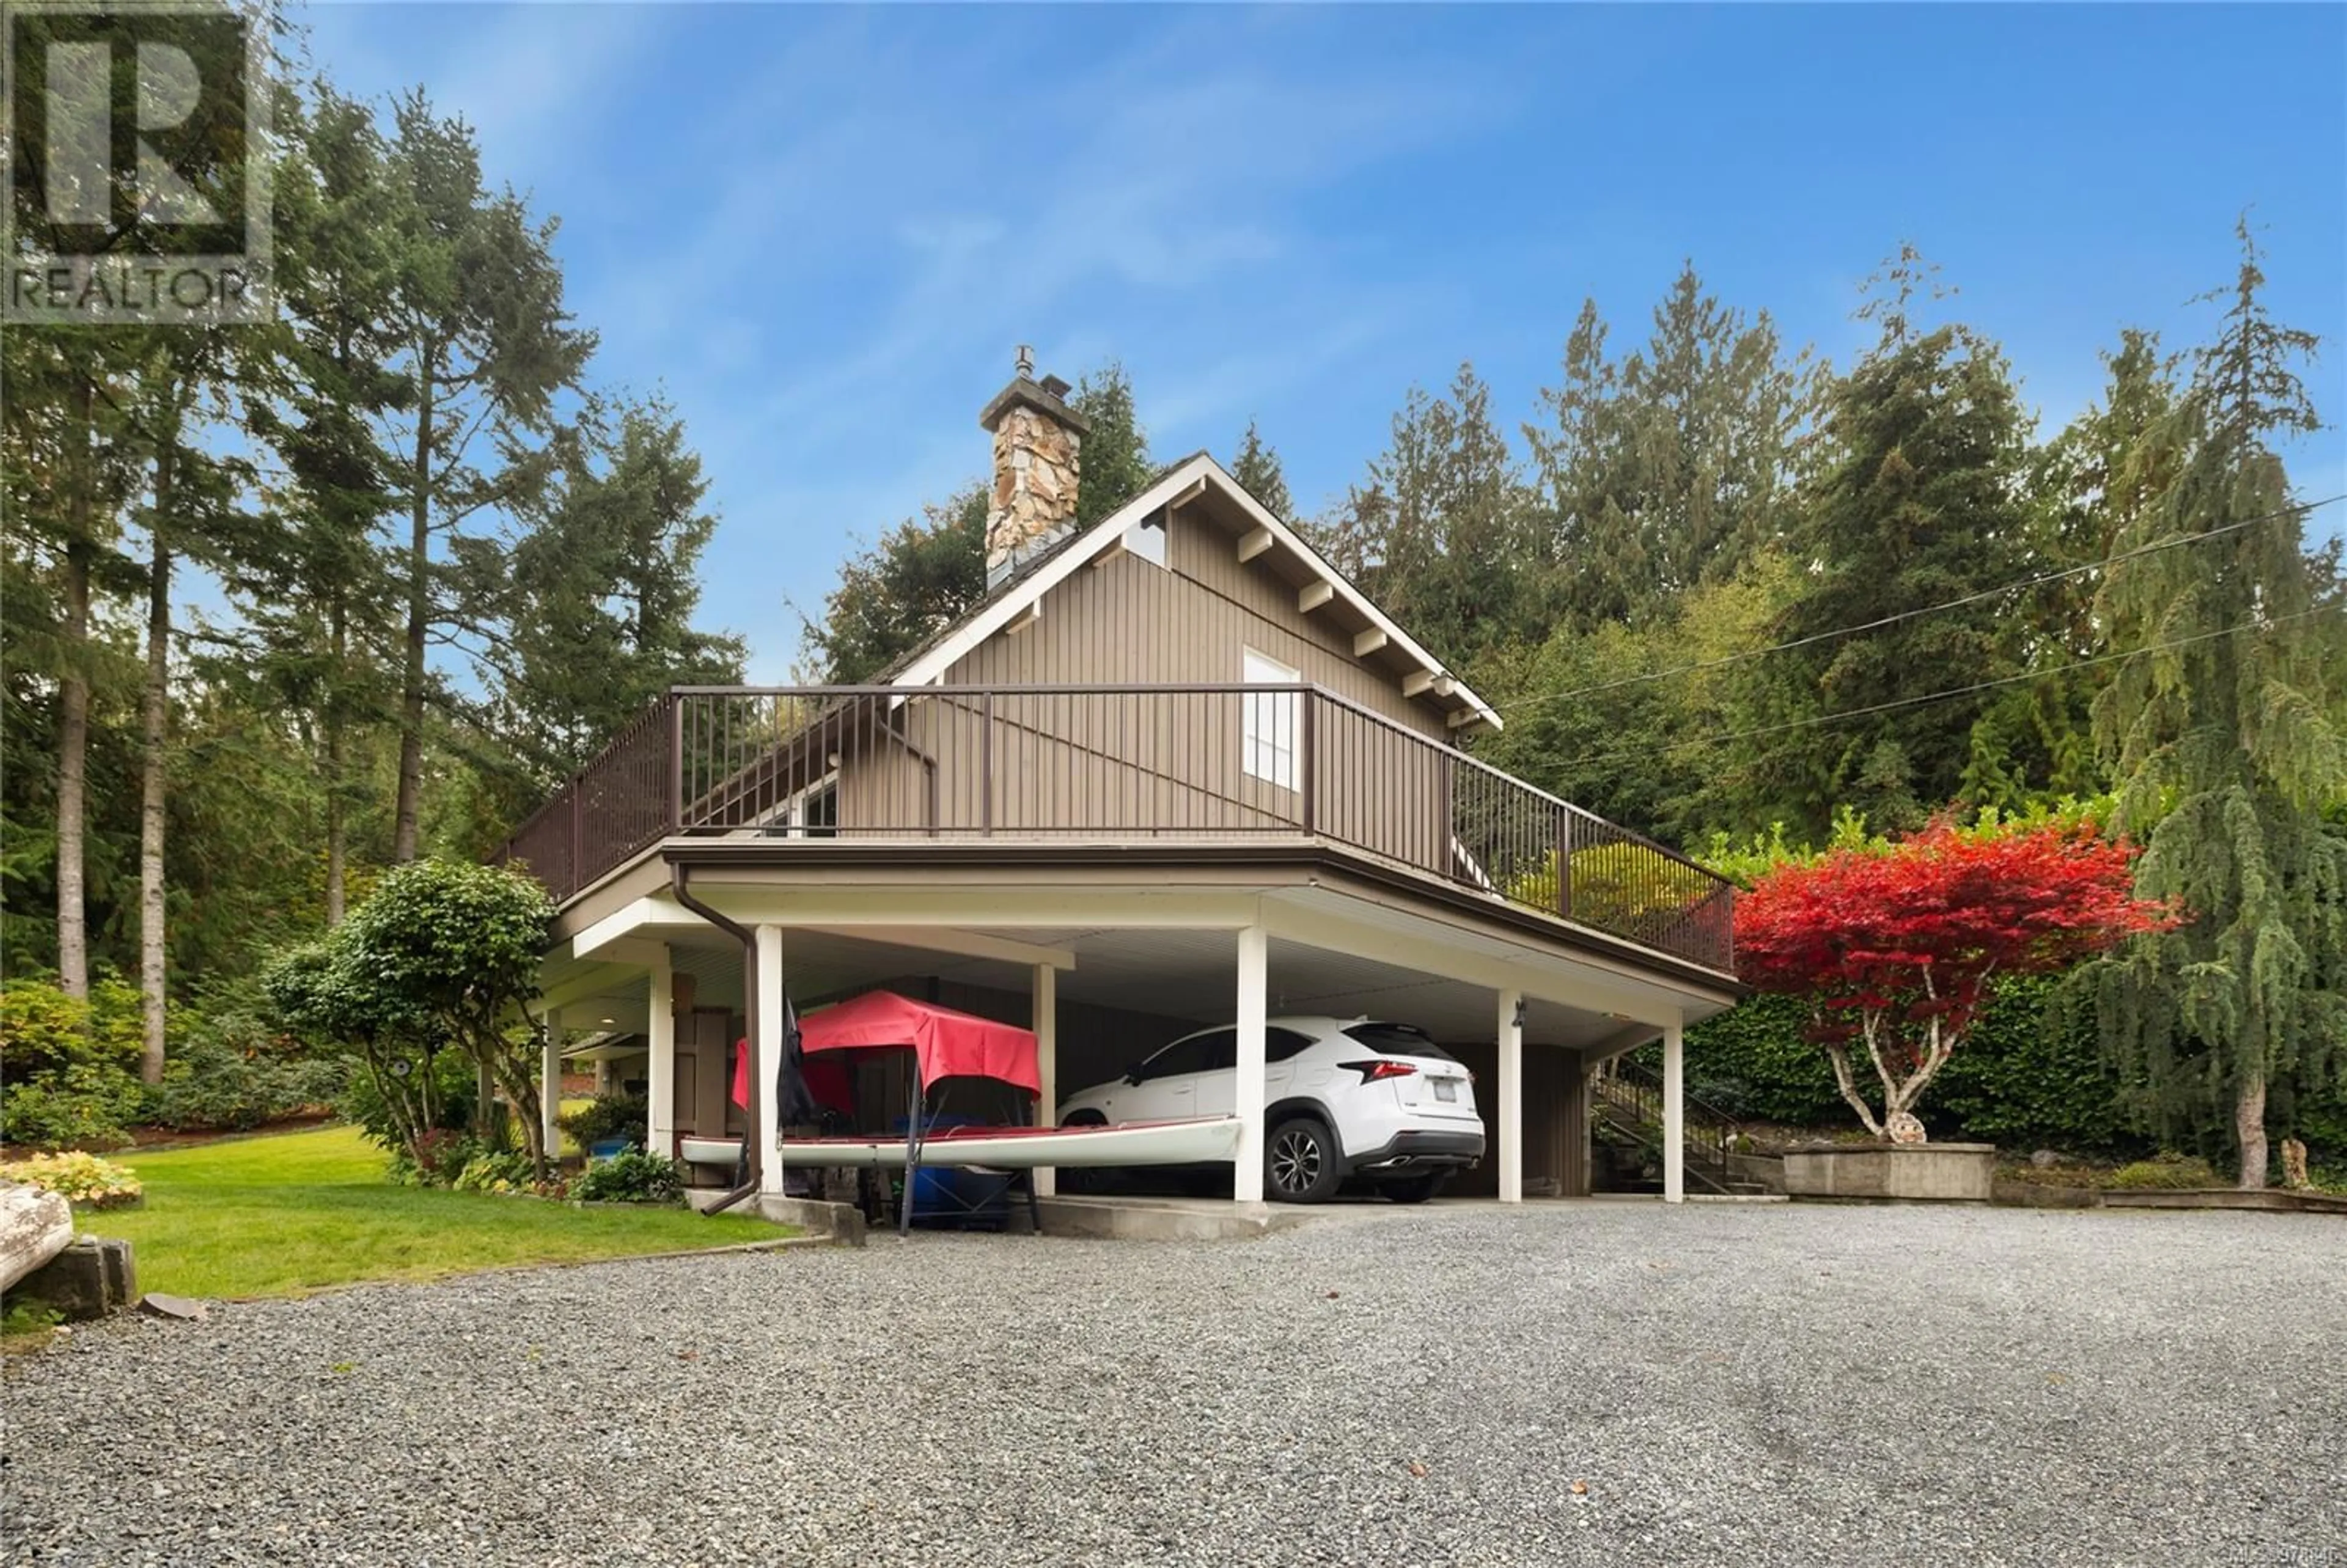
(669, 862, 762, 1215)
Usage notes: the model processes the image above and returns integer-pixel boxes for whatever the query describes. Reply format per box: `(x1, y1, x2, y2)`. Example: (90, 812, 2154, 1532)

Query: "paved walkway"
(5, 1203, 2340, 1566)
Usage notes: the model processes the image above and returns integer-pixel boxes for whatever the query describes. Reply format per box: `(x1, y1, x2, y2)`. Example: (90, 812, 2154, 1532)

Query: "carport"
(534, 851, 1739, 1211)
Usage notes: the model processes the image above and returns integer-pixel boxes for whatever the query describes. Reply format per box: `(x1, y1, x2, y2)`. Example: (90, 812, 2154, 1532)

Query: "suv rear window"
(1341, 1022, 1456, 1062)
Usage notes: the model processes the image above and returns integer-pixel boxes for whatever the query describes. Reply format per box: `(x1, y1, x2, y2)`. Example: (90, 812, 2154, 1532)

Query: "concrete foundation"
(1784, 1143, 1996, 1202)
(1027, 1195, 1309, 1241)
(686, 1189, 870, 1246)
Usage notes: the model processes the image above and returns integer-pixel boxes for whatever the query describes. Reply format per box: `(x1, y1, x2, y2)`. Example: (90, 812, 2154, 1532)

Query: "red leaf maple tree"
(1734, 821, 2174, 1141)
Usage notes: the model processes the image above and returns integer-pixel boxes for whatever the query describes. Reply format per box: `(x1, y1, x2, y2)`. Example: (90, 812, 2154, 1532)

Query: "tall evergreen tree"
(245, 83, 410, 923)
(498, 398, 746, 774)
(1317, 364, 1537, 666)
(1968, 329, 2183, 812)
(1740, 249, 2033, 838)
(123, 335, 249, 1080)
(1527, 265, 1802, 631)
(2, 331, 144, 1000)
(372, 89, 595, 861)
(1230, 419, 1293, 520)
(2091, 226, 2347, 1188)
(1070, 362, 1153, 527)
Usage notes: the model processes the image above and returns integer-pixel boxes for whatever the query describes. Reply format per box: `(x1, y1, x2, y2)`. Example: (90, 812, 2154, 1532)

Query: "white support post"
(1497, 989, 1524, 1204)
(647, 949, 675, 1160)
(755, 925, 787, 1195)
(1662, 1018, 1686, 1204)
(1032, 962, 1058, 1200)
(540, 1007, 564, 1160)
(1233, 923, 1269, 1204)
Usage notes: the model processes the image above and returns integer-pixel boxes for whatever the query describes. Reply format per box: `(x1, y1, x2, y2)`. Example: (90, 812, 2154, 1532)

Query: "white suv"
(1057, 1016, 1485, 1204)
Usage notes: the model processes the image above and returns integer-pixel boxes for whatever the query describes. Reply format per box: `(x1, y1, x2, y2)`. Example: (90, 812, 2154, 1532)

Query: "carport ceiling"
(555, 926, 1645, 1053)
(977, 927, 1631, 1050)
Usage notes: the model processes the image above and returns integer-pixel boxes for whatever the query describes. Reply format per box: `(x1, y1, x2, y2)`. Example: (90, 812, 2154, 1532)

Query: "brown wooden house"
(502, 356, 1739, 1209)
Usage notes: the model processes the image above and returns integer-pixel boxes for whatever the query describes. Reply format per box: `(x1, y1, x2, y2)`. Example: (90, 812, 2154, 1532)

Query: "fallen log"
(1, 1183, 73, 1294)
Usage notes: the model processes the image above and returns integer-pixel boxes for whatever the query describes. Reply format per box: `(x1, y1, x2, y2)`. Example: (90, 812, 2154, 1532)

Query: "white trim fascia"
(577, 880, 1267, 940)
(1257, 894, 1690, 1028)
(1201, 463, 1504, 732)
(692, 886, 1264, 932)
(889, 453, 1504, 731)
(572, 895, 682, 961)
(893, 456, 1228, 691)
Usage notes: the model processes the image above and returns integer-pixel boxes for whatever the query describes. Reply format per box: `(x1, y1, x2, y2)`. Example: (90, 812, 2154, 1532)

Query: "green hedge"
(1670, 976, 2145, 1155)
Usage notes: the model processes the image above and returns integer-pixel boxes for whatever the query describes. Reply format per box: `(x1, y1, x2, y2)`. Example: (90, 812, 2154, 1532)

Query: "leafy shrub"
(0, 976, 142, 1080)
(1, 1063, 145, 1151)
(1, 977, 148, 1150)
(150, 1034, 349, 1132)
(389, 1128, 485, 1188)
(560, 1091, 647, 1149)
(452, 1149, 538, 1193)
(2107, 1151, 2220, 1190)
(340, 1050, 476, 1151)
(0, 1151, 142, 1207)
(1669, 976, 2145, 1154)
(573, 1148, 684, 1206)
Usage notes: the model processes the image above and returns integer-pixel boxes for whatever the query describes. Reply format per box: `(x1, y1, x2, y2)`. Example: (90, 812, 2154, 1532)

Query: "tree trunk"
(138, 482, 172, 1086)
(323, 600, 348, 926)
(392, 384, 432, 863)
(55, 380, 95, 1002)
(2236, 1071, 2269, 1190)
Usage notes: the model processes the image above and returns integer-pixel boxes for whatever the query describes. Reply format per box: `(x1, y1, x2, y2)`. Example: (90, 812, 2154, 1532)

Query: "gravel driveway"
(6, 1201, 2341, 1567)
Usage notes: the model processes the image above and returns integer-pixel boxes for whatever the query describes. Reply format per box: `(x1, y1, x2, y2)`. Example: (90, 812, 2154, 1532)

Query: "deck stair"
(1588, 1058, 1766, 1196)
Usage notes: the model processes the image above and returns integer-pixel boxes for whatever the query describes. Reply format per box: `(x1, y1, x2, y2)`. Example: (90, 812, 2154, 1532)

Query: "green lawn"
(94, 1126, 788, 1300)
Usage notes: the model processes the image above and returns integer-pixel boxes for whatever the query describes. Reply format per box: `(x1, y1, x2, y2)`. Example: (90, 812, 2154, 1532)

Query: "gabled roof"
(890, 452, 1502, 732)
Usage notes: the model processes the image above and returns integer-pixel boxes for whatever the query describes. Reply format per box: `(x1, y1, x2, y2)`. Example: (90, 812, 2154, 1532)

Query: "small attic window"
(1125, 510, 1167, 568)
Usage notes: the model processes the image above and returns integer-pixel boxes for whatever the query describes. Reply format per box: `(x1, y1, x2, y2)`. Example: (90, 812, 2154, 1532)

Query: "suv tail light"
(1340, 1059, 1417, 1083)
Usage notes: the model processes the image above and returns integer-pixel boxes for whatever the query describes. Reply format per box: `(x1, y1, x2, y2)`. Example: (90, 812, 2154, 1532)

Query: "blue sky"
(302, 2, 2347, 681)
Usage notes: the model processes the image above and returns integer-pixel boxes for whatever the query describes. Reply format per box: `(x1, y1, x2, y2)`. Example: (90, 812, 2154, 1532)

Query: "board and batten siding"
(836, 505, 1461, 868)
(941, 509, 1444, 736)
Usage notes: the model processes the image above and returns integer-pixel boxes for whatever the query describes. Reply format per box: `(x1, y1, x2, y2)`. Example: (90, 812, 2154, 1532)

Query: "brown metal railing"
(495, 684, 1736, 973)
(1589, 1056, 1741, 1193)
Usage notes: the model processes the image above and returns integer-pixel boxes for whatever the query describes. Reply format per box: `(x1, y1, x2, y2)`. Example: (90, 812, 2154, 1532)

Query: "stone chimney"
(979, 346, 1090, 590)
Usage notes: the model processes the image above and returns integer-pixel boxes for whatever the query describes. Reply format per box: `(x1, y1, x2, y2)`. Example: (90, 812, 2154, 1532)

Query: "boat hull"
(678, 1116, 1241, 1171)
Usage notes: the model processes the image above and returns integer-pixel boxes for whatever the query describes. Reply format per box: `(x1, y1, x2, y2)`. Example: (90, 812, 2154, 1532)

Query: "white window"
(785, 777, 839, 838)
(1242, 648, 1299, 791)
(731, 772, 839, 841)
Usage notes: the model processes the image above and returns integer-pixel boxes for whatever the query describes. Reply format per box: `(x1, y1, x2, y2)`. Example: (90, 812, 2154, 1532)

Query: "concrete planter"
(1783, 1143, 1996, 1202)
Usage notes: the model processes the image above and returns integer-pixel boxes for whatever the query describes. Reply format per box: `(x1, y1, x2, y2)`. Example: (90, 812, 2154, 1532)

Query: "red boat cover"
(729, 990, 1041, 1107)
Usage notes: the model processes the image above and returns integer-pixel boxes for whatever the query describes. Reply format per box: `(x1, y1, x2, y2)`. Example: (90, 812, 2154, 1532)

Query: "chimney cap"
(979, 352, 1092, 436)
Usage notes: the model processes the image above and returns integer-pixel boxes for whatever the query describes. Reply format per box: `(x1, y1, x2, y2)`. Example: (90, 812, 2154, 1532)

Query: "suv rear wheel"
(1266, 1116, 1343, 1203)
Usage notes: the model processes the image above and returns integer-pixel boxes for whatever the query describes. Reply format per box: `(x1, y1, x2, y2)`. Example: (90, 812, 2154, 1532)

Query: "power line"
(1564, 604, 2337, 771)
(1493, 493, 2345, 717)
